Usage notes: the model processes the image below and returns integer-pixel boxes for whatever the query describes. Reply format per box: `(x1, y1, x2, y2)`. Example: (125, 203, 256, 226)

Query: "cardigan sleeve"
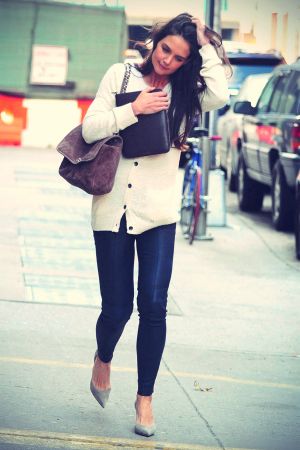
(199, 44, 230, 112)
(82, 63, 138, 144)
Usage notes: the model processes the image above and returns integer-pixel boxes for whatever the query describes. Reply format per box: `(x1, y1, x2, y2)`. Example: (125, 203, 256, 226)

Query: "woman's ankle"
(135, 394, 152, 409)
(92, 357, 111, 389)
(95, 357, 111, 368)
(136, 394, 152, 404)
(135, 394, 154, 425)
(96, 355, 111, 366)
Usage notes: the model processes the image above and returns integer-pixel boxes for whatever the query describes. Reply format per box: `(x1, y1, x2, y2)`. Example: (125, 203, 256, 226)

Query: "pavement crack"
(161, 357, 226, 450)
(234, 215, 300, 272)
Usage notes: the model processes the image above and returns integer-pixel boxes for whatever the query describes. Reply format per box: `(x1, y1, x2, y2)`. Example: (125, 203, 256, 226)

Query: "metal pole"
(213, 0, 222, 33)
(205, 0, 215, 28)
(203, 0, 214, 133)
(208, 0, 222, 168)
(195, 136, 213, 241)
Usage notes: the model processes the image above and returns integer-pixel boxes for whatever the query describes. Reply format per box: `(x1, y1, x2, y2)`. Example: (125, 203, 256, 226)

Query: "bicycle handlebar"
(187, 135, 222, 145)
(189, 127, 209, 138)
(188, 126, 222, 141)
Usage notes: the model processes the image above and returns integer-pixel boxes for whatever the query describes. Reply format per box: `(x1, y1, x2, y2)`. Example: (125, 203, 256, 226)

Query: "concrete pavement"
(0, 146, 299, 450)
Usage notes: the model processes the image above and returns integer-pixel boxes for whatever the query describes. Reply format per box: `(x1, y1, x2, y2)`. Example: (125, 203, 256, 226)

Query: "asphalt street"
(0, 146, 299, 450)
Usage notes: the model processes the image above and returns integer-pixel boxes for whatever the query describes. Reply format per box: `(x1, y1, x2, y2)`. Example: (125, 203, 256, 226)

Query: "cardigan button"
(128, 226, 133, 230)
(123, 204, 127, 209)
(134, 161, 138, 166)
(128, 183, 132, 188)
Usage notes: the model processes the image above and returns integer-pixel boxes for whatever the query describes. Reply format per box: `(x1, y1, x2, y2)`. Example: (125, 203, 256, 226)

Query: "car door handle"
(257, 122, 276, 127)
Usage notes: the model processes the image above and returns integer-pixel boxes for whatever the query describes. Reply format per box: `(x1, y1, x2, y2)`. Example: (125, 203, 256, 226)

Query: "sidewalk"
(0, 146, 299, 450)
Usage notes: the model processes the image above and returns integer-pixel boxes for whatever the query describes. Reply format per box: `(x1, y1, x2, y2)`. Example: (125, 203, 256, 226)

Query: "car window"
(228, 55, 282, 89)
(237, 75, 270, 106)
(282, 71, 300, 115)
(256, 76, 279, 113)
(268, 75, 290, 113)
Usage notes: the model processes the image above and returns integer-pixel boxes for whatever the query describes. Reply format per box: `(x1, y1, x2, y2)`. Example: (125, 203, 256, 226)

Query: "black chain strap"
(120, 63, 131, 94)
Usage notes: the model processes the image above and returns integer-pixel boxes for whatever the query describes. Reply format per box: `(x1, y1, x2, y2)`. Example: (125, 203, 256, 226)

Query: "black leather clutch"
(115, 89, 170, 158)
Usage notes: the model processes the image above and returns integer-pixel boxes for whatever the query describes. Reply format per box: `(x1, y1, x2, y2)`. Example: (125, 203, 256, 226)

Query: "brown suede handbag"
(56, 65, 131, 195)
(57, 127, 123, 195)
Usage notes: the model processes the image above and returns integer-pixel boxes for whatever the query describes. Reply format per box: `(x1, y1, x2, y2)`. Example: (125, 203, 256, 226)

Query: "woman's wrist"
(131, 101, 140, 116)
(198, 34, 210, 46)
(191, 17, 210, 47)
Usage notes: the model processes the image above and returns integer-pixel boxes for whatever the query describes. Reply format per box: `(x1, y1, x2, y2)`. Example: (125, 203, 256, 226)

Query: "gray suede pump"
(90, 350, 111, 408)
(134, 401, 156, 437)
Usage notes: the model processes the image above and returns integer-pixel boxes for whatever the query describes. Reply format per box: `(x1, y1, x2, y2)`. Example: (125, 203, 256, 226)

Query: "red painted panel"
(77, 99, 92, 122)
(0, 95, 27, 145)
(256, 124, 279, 146)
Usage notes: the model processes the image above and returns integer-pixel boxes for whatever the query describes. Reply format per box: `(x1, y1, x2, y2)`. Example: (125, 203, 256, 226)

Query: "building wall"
(123, 0, 206, 25)
(1, 0, 299, 148)
(254, 0, 300, 63)
(0, 0, 126, 146)
(122, 0, 300, 63)
(0, 0, 127, 99)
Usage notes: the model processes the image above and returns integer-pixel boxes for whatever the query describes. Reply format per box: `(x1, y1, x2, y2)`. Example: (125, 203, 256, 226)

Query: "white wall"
(122, 0, 300, 62)
(121, 0, 206, 23)
(22, 100, 81, 149)
(254, 0, 300, 63)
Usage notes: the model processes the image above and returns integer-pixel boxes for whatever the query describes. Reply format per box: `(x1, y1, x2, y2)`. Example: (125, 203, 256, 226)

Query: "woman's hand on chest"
(131, 86, 170, 116)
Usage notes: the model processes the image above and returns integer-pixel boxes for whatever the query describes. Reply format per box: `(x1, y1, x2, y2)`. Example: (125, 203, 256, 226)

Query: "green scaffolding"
(0, 0, 128, 99)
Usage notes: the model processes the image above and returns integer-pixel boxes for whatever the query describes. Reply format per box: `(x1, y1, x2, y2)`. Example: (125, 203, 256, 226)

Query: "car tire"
(228, 171, 237, 192)
(237, 153, 264, 211)
(220, 165, 227, 180)
(227, 149, 237, 192)
(295, 201, 300, 260)
(271, 161, 294, 231)
(294, 175, 300, 260)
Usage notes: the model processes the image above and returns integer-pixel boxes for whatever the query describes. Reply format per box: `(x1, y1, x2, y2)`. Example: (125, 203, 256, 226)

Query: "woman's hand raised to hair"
(191, 17, 210, 47)
(131, 87, 170, 116)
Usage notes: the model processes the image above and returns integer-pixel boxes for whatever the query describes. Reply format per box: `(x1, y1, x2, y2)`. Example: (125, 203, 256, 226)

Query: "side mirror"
(233, 101, 256, 115)
(218, 103, 230, 116)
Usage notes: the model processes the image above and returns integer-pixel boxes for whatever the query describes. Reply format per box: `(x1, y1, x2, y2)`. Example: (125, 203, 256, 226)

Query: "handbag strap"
(120, 63, 131, 94)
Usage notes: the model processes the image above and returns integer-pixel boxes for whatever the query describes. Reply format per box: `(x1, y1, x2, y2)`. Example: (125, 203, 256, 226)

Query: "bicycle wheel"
(180, 169, 196, 236)
(189, 168, 202, 245)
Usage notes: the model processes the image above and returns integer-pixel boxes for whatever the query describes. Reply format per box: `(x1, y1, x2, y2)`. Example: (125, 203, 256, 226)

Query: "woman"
(82, 13, 229, 437)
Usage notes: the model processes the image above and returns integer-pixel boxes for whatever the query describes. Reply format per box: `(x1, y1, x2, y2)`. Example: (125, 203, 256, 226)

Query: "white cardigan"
(82, 44, 229, 234)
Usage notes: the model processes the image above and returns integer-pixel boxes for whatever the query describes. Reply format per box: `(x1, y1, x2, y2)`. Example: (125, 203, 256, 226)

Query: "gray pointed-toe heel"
(90, 379, 111, 408)
(134, 401, 156, 437)
(90, 350, 111, 408)
(134, 422, 156, 437)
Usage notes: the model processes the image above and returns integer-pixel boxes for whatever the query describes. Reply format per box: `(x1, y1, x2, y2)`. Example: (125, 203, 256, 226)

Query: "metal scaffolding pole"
(204, 0, 222, 168)
(194, 136, 213, 240)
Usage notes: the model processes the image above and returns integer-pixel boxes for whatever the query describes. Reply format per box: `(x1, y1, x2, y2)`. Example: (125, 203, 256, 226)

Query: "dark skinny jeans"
(93, 214, 176, 396)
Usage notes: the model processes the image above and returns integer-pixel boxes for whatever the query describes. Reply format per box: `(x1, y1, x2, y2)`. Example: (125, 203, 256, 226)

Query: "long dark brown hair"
(136, 13, 231, 148)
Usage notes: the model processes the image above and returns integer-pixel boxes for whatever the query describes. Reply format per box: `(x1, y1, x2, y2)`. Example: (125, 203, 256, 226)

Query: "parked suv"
(217, 73, 271, 191)
(295, 170, 300, 260)
(234, 62, 300, 231)
(180, 48, 283, 169)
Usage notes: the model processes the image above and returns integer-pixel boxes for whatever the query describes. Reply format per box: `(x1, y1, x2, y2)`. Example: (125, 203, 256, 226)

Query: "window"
(268, 75, 290, 113)
(256, 76, 279, 113)
(237, 74, 271, 106)
(282, 72, 300, 115)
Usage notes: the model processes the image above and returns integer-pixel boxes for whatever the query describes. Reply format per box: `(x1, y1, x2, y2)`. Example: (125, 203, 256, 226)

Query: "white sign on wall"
(30, 45, 68, 85)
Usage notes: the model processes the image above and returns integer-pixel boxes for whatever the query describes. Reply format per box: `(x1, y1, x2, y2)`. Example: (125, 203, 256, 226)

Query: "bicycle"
(180, 128, 221, 245)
